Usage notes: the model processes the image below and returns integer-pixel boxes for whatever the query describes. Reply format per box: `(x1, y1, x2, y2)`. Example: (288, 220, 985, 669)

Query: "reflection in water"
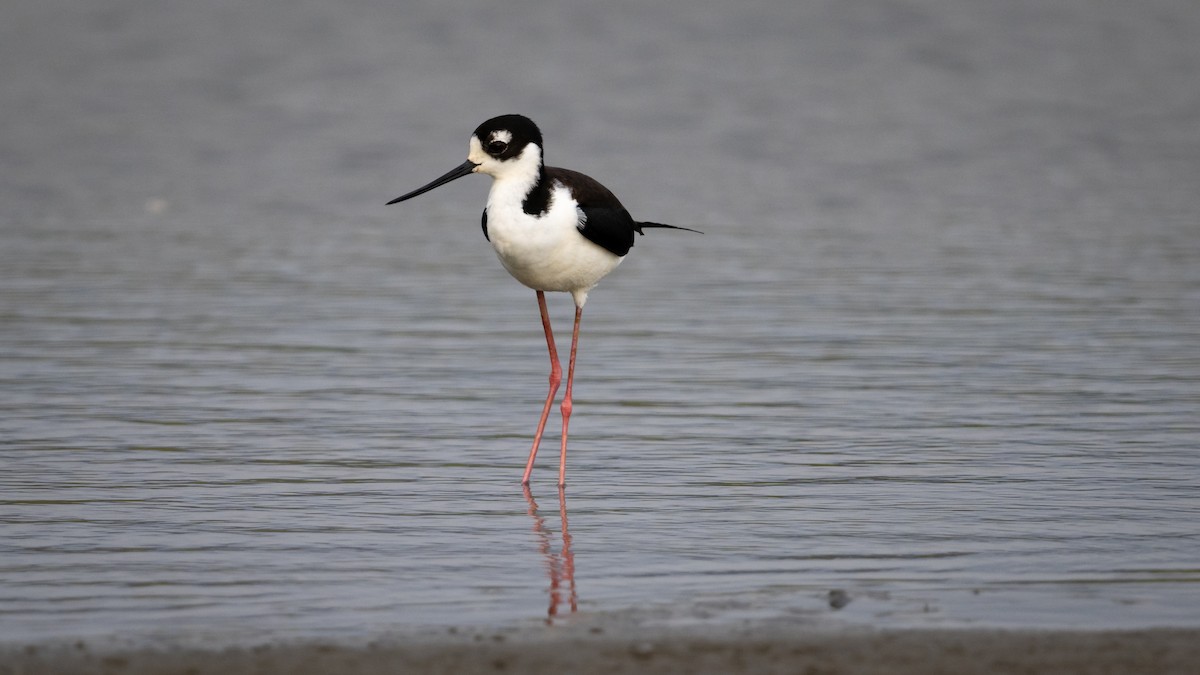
(523, 485, 577, 623)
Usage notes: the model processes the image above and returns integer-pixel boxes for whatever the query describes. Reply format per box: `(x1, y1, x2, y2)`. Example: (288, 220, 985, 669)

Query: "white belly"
(486, 184, 622, 307)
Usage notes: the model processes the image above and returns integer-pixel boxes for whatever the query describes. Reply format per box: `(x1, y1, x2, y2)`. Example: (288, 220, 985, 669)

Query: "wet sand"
(6, 627, 1198, 675)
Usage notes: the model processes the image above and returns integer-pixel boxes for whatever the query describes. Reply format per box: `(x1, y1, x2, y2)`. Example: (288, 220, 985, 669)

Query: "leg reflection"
(558, 485, 577, 614)
(522, 484, 577, 623)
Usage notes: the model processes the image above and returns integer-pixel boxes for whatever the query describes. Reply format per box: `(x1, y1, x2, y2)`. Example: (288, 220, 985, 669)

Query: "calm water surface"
(2, 0, 1199, 644)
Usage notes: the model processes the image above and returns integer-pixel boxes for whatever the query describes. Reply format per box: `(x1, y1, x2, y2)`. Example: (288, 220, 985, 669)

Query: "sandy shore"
(5, 627, 1198, 675)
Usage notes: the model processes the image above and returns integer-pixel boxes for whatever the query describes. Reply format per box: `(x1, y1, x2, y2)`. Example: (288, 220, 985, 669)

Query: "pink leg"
(558, 305, 583, 487)
(522, 291, 561, 484)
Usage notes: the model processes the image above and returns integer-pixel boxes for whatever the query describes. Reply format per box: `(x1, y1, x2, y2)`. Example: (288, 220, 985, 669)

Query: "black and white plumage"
(387, 114, 698, 486)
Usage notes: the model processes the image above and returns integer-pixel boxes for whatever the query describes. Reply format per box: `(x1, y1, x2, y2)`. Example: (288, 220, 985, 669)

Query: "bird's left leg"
(557, 305, 583, 487)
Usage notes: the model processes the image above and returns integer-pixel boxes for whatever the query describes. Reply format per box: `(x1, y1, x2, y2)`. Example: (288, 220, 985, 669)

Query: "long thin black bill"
(386, 160, 478, 205)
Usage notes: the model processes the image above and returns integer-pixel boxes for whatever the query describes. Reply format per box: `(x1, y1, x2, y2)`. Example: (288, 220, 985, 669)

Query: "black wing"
(577, 205, 638, 257)
(547, 167, 637, 257)
(545, 167, 700, 256)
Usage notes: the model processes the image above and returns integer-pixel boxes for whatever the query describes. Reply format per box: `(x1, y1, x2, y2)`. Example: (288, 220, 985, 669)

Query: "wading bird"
(388, 114, 698, 486)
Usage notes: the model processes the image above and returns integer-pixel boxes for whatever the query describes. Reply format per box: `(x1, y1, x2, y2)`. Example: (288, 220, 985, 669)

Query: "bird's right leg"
(522, 291, 561, 484)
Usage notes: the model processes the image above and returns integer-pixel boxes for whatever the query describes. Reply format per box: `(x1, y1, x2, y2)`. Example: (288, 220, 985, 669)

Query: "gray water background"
(2, 0, 1199, 644)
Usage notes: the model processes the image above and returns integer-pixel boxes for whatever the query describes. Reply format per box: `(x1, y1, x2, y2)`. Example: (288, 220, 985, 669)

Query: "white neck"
(482, 144, 544, 213)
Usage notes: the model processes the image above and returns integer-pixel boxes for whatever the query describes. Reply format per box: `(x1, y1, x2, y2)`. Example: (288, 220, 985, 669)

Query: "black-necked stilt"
(387, 114, 698, 486)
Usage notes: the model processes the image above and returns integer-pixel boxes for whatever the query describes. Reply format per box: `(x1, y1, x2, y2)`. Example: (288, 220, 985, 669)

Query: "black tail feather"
(636, 221, 704, 235)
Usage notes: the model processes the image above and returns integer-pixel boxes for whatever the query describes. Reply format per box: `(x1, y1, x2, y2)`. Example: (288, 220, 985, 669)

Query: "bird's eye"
(488, 140, 508, 154)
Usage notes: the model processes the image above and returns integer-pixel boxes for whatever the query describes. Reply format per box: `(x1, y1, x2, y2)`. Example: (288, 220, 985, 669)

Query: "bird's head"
(468, 114, 544, 179)
(387, 114, 543, 205)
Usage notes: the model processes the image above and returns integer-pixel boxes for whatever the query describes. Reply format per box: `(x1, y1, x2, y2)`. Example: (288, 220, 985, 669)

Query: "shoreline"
(6, 627, 1199, 675)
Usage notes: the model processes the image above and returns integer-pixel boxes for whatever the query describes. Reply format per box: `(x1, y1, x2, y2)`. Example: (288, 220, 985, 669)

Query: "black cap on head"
(474, 114, 543, 160)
